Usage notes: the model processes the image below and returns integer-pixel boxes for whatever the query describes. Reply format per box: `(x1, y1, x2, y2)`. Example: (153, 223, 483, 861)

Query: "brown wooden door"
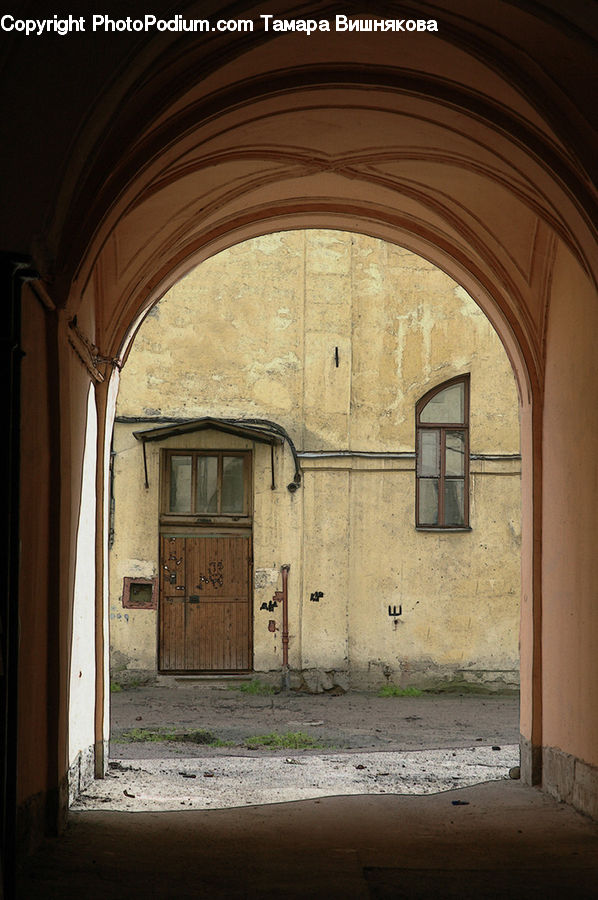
(159, 535, 251, 672)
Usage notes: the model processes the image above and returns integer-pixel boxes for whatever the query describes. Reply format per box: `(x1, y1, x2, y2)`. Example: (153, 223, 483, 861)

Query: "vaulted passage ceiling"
(2, 1, 596, 392)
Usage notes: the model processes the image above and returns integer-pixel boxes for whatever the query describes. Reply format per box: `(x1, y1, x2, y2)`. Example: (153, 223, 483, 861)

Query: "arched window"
(416, 375, 470, 528)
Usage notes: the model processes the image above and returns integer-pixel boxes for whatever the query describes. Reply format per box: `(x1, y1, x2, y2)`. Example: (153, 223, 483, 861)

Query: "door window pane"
(221, 456, 244, 514)
(196, 456, 218, 513)
(444, 480, 464, 525)
(418, 430, 440, 476)
(445, 431, 465, 476)
(418, 479, 438, 525)
(420, 382, 464, 423)
(170, 456, 192, 512)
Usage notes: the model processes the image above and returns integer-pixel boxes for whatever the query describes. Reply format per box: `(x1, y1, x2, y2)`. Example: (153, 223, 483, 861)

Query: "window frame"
(122, 576, 158, 609)
(160, 449, 252, 527)
(415, 374, 470, 530)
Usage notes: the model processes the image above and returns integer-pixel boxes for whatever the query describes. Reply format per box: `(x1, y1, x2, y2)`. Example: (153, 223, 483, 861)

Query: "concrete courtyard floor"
(75, 681, 523, 812)
(108, 679, 522, 756)
(19, 782, 598, 898)
(16, 685, 598, 897)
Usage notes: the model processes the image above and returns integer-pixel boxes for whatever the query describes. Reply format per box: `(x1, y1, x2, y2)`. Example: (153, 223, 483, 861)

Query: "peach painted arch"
(56, 9, 598, 784)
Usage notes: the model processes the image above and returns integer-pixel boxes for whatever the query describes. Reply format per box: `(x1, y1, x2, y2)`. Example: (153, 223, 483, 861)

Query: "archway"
(76, 227, 521, 813)
(11, 6, 598, 868)
(70, 53, 548, 792)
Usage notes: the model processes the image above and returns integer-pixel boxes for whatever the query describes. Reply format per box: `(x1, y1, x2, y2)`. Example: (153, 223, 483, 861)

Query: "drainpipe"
(273, 565, 291, 691)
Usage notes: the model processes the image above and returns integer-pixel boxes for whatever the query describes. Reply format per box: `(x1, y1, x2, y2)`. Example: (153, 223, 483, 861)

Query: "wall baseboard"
(68, 745, 95, 805)
(16, 774, 68, 861)
(543, 746, 598, 821)
(520, 735, 542, 785)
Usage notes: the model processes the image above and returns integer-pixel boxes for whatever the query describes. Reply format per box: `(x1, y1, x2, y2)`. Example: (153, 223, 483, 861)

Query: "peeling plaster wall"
(110, 230, 520, 689)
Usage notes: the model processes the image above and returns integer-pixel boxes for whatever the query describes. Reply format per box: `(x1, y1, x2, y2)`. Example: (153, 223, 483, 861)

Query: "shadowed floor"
(18, 781, 598, 899)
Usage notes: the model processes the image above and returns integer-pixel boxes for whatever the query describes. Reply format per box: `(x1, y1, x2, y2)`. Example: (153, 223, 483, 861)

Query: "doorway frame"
(157, 446, 254, 675)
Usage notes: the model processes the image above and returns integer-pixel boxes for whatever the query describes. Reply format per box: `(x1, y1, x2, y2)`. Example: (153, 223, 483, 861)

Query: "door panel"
(159, 534, 251, 672)
(159, 537, 186, 670)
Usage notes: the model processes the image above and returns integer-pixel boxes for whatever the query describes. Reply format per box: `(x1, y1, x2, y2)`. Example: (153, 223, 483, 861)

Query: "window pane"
(221, 456, 244, 514)
(445, 431, 465, 476)
(170, 456, 192, 513)
(445, 480, 465, 525)
(196, 456, 218, 513)
(418, 479, 438, 525)
(418, 430, 439, 476)
(129, 583, 153, 606)
(420, 382, 464, 423)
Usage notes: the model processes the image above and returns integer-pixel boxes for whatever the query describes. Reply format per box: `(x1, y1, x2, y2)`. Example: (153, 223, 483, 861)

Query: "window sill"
(415, 526, 472, 533)
(160, 515, 252, 527)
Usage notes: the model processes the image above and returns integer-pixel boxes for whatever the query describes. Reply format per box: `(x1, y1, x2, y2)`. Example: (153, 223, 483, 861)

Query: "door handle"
(189, 595, 200, 603)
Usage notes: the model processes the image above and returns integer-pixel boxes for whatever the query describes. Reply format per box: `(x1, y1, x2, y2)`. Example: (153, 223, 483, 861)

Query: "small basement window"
(122, 576, 158, 609)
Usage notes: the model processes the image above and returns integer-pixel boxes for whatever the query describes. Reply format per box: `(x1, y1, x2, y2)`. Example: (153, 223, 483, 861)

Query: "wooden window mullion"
(190, 451, 197, 515)
(464, 426, 470, 526)
(439, 428, 446, 526)
(244, 453, 251, 516)
(217, 453, 222, 515)
(415, 430, 421, 525)
(161, 451, 168, 515)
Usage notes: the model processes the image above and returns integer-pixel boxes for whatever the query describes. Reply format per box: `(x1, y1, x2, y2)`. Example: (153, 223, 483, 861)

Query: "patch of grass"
(229, 679, 275, 695)
(110, 677, 144, 692)
(115, 727, 224, 745)
(245, 731, 324, 750)
(377, 685, 423, 697)
(425, 680, 515, 695)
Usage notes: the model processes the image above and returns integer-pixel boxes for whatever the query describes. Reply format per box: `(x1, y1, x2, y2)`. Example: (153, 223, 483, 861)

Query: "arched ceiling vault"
(45, 2, 596, 402)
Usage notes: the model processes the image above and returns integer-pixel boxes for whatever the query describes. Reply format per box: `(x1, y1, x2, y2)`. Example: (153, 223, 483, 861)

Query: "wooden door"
(159, 534, 251, 672)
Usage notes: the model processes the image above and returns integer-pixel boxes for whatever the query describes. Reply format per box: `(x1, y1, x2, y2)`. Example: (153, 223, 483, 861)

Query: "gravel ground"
(73, 745, 519, 812)
(71, 682, 521, 812)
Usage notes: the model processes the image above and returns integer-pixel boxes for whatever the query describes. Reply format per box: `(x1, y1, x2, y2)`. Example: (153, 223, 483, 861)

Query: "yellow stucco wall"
(110, 230, 520, 690)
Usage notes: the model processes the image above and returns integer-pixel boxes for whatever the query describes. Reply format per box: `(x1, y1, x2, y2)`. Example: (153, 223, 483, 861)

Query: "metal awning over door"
(132, 416, 301, 491)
